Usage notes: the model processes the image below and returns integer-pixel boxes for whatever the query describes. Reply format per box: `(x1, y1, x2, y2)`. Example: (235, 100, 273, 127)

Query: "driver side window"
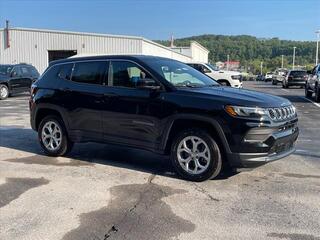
(109, 61, 155, 88)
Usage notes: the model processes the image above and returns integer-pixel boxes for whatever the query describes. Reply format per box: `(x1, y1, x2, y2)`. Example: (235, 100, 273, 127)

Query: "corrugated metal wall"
(0, 28, 195, 73)
(142, 39, 191, 63)
(0, 29, 145, 73)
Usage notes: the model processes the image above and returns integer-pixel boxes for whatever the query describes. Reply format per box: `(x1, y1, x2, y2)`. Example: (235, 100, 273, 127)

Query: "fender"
(159, 113, 231, 154)
(33, 103, 71, 132)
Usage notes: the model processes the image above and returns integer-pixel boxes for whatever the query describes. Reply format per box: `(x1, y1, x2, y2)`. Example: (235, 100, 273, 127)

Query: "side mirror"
(306, 70, 312, 74)
(136, 78, 161, 90)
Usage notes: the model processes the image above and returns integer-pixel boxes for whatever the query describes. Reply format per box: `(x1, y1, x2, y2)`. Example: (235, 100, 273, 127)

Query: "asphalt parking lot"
(1, 81, 320, 240)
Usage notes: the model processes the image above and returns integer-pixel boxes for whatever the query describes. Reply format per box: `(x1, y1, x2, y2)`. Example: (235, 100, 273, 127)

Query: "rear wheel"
(0, 84, 9, 100)
(38, 115, 73, 156)
(272, 80, 277, 85)
(170, 128, 222, 182)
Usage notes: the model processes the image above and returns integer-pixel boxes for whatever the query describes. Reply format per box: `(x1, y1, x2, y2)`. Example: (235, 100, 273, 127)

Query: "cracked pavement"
(0, 82, 320, 240)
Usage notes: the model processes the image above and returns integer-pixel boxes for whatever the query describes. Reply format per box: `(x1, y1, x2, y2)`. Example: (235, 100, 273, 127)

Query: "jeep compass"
(29, 55, 299, 181)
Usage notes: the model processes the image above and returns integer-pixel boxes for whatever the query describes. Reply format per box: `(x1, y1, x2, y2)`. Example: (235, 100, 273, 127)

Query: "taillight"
(30, 85, 38, 96)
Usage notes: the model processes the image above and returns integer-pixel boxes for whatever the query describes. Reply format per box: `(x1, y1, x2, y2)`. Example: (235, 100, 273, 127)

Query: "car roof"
(49, 55, 176, 66)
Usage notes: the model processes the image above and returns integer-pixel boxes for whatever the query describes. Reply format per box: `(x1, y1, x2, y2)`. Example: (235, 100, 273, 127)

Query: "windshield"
(206, 63, 219, 71)
(0, 65, 13, 75)
(148, 59, 219, 87)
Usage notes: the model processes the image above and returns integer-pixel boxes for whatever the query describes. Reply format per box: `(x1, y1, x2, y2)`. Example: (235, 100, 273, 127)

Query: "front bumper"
(226, 120, 299, 168)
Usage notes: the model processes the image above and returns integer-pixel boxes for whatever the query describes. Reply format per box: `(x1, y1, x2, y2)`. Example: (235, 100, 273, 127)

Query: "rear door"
(59, 60, 109, 141)
(20, 66, 33, 88)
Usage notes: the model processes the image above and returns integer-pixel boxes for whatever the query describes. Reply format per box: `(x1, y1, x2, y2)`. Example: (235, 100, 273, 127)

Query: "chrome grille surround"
(267, 105, 296, 122)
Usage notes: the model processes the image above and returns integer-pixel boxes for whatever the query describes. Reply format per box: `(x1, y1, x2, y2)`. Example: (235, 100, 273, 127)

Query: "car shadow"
(0, 127, 238, 180)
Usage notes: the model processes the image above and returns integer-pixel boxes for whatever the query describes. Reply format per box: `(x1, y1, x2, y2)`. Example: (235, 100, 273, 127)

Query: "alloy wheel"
(177, 136, 211, 174)
(0, 86, 8, 99)
(41, 121, 62, 151)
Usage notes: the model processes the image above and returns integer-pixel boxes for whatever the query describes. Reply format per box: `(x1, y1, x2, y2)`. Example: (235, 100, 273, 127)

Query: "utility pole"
(316, 30, 320, 65)
(281, 55, 284, 68)
(260, 61, 263, 75)
(292, 47, 296, 70)
(227, 54, 229, 70)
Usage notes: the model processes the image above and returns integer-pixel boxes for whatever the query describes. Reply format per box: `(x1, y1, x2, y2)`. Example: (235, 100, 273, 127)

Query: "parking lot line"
(299, 96, 320, 108)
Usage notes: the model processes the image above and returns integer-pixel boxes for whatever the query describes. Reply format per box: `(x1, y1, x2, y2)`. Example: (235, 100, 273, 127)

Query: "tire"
(170, 128, 222, 182)
(38, 115, 73, 156)
(315, 86, 320, 103)
(0, 84, 9, 100)
(272, 80, 277, 85)
(305, 84, 312, 98)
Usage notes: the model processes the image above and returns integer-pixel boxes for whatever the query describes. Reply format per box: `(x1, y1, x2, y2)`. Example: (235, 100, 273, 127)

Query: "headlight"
(231, 75, 241, 80)
(225, 105, 269, 119)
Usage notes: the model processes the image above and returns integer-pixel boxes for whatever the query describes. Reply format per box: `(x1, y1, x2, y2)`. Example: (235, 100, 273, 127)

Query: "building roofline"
(190, 41, 210, 53)
(1, 27, 143, 40)
(0, 27, 192, 59)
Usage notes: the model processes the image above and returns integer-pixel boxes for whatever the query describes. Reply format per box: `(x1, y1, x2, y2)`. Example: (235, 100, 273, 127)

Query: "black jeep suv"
(29, 55, 299, 181)
(0, 63, 40, 100)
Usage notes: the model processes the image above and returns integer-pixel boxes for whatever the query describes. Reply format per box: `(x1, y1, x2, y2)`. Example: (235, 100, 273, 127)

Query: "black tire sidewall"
(38, 115, 71, 156)
(0, 85, 9, 100)
(171, 129, 222, 182)
(316, 86, 320, 102)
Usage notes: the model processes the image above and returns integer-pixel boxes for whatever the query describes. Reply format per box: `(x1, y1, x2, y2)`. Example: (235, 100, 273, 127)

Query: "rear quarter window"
(37, 63, 73, 88)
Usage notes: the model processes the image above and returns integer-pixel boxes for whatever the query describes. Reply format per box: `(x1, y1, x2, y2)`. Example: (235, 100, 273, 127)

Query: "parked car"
(305, 64, 320, 101)
(30, 55, 299, 181)
(187, 63, 242, 88)
(265, 72, 273, 82)
(272, 69, 287, 85)
(282, 70, 308, 89)
(0, 63, 40, 100)
(256, 74, 265, 81)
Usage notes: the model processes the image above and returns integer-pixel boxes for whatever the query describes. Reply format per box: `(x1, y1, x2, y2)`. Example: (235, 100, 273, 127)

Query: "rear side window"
(27, 66, 40, 78)
(37, 63, 73, 88)
(21, 66, 30, 76)
(72, 61, 107, 85)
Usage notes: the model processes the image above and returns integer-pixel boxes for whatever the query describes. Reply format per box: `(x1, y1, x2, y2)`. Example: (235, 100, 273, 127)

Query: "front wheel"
(38, 115, 73, 156)
(315, 86, 320, 102)
(0, 84, 9, 100)
(170, 128, 222, 182)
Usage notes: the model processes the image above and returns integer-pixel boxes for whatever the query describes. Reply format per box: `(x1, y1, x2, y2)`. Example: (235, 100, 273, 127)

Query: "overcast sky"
(0, 0, 319, 41)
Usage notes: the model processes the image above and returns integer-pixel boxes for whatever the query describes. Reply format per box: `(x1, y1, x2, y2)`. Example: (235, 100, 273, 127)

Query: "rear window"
(290, 71, 307, 77)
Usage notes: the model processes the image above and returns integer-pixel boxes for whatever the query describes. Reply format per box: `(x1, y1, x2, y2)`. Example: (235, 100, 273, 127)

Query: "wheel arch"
(217, 79, 231, 86)
(162, 115, 231, 158)
(35, 105, 69, 132)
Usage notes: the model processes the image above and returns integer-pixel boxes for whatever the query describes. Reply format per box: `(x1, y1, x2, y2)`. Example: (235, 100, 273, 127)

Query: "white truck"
(187, 63, 242, 88)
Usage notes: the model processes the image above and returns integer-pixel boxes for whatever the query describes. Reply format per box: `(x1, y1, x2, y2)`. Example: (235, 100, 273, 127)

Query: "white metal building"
(0, 27, 209, 73)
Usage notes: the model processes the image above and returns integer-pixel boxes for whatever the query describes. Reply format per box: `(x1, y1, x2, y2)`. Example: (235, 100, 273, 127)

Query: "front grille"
(268, 106, 296, 122)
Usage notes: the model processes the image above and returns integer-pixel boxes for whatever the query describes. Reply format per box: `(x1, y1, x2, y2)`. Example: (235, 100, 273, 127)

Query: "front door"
(102, 60, 164, 149)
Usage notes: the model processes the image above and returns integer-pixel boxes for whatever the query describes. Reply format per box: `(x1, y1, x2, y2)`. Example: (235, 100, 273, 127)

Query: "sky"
(0, 0, 319, 41)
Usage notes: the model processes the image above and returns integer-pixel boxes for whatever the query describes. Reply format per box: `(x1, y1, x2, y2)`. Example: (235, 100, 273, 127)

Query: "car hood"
(179, 86, 291, 108)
